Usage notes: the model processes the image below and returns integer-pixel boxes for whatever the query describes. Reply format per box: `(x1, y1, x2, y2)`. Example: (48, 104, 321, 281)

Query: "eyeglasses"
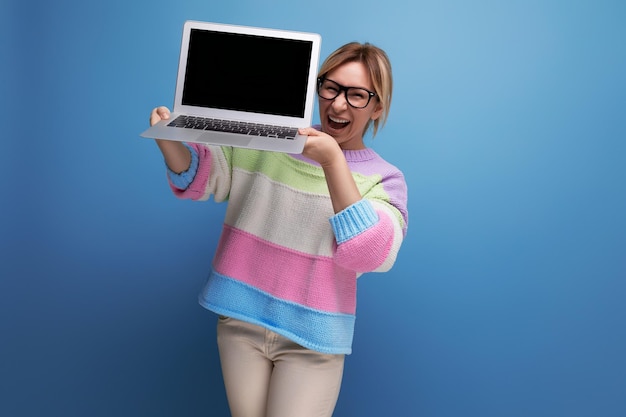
(317, 77, 376, 109)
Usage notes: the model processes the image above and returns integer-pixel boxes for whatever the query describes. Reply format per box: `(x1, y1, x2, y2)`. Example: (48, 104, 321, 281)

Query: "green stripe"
(230, 149, 383, 196)
(228, 149, 404, 227)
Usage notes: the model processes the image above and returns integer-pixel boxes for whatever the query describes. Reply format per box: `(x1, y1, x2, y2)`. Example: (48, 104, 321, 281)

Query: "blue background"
(2, 0, 624, 416)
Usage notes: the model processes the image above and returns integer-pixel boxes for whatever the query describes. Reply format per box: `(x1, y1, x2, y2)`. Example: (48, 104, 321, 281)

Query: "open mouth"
(328, 115, 350, 131)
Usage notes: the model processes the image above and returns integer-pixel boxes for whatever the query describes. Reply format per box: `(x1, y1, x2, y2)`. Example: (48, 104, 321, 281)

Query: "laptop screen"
(182, 29, 314, 118)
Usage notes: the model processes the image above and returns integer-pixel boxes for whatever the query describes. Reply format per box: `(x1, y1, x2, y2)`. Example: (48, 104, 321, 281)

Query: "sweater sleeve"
(166, 143, 199, 190)
(167, 143, 232, 203)
(329, 170, 408, 273)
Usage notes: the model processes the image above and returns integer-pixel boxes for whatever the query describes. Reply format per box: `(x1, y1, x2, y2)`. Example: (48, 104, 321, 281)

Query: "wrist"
(319, 146, 345, 169)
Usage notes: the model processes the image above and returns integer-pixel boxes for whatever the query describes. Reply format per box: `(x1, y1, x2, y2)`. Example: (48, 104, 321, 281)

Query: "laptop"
(140, 20, 322, 154)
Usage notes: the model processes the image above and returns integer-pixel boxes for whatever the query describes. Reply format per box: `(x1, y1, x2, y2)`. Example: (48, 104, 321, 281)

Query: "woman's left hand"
(299, 127, 343, 167)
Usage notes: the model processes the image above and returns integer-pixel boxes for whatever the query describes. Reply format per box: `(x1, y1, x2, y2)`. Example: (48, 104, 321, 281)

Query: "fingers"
(150, 106, 171, 126)
(298, 126, 321, 136)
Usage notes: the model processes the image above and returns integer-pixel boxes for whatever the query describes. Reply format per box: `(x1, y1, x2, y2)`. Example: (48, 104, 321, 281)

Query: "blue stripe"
(198, 271, 355, 354)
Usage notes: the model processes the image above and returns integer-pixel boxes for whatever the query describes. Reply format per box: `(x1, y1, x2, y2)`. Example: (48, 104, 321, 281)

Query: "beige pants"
(217, 316, 345, 417)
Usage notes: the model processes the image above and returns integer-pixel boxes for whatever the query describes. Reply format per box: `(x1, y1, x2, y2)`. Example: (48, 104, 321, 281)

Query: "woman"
(150, 42, 408, 417)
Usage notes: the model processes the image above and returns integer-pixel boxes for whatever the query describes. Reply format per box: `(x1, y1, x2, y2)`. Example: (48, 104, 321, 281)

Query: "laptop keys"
(167, 115, 297, 139)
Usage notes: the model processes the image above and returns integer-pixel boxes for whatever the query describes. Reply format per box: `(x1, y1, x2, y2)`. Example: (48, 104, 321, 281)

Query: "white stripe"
(201, 146, 231, 202)
(225, 168, 337, 256)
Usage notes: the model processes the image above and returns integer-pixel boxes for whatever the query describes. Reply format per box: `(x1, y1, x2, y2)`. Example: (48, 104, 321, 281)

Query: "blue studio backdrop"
(1, 0, 625, 416)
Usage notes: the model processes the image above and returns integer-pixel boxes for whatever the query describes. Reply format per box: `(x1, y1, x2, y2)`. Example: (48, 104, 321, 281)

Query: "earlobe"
(370, 103, 383, 121)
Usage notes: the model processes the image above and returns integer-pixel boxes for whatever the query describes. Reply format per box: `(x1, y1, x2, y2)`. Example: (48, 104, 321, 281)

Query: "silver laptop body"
(140, 21, 322, 154)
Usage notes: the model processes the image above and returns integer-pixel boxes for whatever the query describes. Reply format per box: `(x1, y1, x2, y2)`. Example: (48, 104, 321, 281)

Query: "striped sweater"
(168, 143, 408, 354)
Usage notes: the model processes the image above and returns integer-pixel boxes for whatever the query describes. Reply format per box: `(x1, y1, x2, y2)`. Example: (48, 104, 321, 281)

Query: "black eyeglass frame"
(316, 77, 377, 109)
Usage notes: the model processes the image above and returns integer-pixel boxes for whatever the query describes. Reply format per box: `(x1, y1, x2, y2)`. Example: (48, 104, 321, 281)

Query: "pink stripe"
(335, 210, 394, 272)
(213, 225, 356, 314)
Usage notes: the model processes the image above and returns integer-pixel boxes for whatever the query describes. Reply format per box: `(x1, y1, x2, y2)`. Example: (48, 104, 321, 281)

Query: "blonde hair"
(318, 42, 393, 137)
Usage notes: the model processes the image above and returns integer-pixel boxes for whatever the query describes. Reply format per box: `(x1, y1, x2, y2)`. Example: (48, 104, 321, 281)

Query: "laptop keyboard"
(167, 115, 298, 140)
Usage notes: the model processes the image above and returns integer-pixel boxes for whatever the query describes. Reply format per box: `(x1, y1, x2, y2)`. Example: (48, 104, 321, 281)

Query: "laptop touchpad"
(198, 132, 252, 147)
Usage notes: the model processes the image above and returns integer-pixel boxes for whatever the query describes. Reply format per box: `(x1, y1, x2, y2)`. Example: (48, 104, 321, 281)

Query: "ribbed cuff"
(166, 143, 199, 190)
(329, 200, 379, 244)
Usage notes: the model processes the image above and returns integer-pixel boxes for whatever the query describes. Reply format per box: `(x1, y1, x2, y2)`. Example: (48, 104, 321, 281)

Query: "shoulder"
(346, 148, 405, 181)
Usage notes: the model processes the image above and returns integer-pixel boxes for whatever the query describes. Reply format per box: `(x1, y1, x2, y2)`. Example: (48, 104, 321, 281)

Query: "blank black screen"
(182, 29, 313, 118)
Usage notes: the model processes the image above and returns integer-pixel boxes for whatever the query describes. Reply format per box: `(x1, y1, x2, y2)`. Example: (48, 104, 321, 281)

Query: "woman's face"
(318, 61, 383, 150)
